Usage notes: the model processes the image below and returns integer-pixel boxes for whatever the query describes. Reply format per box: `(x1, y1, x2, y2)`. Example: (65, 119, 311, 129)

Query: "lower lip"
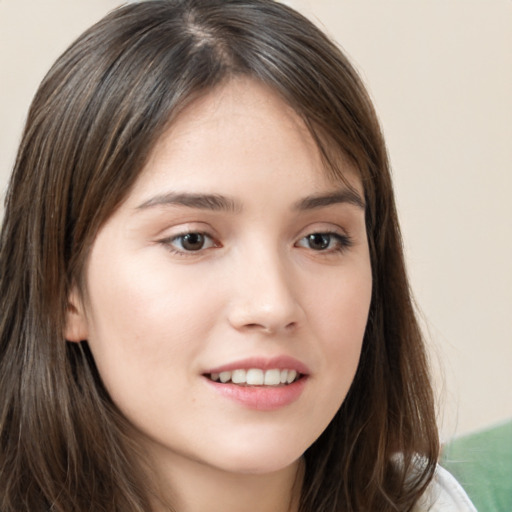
(203, 377, 307, 411)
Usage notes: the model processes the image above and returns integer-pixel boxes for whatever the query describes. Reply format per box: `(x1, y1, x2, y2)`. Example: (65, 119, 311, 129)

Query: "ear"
(64, 286, 89, 342)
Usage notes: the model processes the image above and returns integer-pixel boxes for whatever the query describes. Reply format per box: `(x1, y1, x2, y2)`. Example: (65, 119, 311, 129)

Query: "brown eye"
(306, 233, 331, 251)
(181, 233, 206, 251)
(165, 232, 217, 254)
(296, 232, 353, 253)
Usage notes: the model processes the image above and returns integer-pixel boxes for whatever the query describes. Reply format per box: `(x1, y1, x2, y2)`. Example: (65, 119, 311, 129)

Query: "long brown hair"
(0, 1, 439, 510)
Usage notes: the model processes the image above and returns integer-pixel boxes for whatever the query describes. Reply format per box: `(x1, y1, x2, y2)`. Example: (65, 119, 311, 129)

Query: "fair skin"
(66, 78, 372, 512)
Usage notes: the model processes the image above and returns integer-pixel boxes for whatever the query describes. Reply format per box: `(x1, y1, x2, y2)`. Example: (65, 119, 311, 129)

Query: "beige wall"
(1, 0, 511, 438)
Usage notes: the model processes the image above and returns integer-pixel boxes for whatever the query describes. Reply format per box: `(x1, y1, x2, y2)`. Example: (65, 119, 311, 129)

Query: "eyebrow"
(136, 192, 242, 213)
(135, 188, 365, 213)
(294, 189, 365, 211)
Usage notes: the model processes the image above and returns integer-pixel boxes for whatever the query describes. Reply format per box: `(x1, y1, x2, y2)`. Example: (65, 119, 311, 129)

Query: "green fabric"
(441, 420, 512, 512)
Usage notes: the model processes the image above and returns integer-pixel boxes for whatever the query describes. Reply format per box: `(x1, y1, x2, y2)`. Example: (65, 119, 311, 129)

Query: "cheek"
(304, 261, 372, 407)
(309, 261, 372, 347)
(82, 252, 221, 394)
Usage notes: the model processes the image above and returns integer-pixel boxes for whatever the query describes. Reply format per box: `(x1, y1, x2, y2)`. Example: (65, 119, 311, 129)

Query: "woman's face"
(67, 78, 372, 477)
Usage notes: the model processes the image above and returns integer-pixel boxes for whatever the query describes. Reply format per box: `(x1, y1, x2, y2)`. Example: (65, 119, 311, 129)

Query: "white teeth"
(264, 369, 281, 385)
(208, 368, 300, 386)
(286, 370, 297, 384)
(219, 371, 231, 383)
(246, 369, 264, 385)
(231, 369, 246, 384)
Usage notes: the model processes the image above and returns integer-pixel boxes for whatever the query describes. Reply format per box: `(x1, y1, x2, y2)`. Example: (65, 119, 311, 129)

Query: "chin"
(204, 437, 308, 475)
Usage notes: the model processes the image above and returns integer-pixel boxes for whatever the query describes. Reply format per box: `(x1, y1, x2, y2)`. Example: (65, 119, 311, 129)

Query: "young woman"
(0, 1, 476, 510)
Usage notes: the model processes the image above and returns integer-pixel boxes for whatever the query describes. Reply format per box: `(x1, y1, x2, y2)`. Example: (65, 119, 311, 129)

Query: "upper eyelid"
(296, 223, 349, 239)
(156, 217, 353, 244)
(156, 222, 218, 239)
(158, 224, 350, 240)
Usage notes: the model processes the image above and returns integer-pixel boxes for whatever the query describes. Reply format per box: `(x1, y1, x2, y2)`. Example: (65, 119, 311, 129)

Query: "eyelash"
(295, 231, 353, 253)
(161, 232, 219, 256)
(160, 230, 353, 256)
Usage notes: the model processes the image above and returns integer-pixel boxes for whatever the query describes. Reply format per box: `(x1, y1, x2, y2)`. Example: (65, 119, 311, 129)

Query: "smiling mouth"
(205, 368, 302, 386)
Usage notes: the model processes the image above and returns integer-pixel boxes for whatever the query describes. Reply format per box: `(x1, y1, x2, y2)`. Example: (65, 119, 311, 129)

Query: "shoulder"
(412, 465, 477, 512)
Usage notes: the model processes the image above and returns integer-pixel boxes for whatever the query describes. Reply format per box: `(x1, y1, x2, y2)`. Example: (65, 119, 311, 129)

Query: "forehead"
(129, 77, 362, 204)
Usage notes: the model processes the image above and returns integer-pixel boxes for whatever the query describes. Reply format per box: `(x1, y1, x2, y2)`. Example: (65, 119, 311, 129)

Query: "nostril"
(241, 321, 297, 334)
(247, 323, 274, 334)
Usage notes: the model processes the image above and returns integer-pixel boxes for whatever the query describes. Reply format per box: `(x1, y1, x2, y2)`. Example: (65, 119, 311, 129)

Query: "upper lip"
(203, 355, 310, 375)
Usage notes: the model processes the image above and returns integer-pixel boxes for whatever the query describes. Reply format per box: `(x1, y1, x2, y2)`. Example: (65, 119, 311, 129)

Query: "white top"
(413, 465, 477, 511)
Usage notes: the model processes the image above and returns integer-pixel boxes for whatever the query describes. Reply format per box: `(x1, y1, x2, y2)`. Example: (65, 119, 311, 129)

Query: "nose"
(226, 249, 304, 335)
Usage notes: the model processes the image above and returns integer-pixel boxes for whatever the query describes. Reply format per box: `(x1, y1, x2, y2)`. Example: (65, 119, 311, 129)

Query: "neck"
(147, 450, 303, 512)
